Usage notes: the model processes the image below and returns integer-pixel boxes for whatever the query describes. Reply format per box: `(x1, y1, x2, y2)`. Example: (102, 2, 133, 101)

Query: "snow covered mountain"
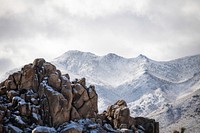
(52, 50, 200, 132)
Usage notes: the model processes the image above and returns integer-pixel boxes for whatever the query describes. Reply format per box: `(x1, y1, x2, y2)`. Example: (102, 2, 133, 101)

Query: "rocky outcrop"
(0, 58, 98, 132)
(100, 100, 159, 133)
(0, 58, 158, 132)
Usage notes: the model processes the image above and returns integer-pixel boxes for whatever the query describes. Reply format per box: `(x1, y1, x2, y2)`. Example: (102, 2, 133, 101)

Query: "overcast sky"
(0, 0, 200, 75)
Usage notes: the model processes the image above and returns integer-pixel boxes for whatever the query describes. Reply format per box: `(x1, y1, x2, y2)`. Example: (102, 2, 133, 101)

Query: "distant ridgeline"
(0, 58, 159, 133)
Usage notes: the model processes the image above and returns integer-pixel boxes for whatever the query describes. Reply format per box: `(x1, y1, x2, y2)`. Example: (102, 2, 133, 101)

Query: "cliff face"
(0, 58, 158, 133)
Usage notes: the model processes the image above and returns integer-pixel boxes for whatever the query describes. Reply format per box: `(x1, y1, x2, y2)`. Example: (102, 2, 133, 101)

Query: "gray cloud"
(0, 0, 200, 74)
(0, 57, 14, 75)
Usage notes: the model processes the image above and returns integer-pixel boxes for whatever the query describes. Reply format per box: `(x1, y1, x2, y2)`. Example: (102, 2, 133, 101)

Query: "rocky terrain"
(0, 58, 158, 133)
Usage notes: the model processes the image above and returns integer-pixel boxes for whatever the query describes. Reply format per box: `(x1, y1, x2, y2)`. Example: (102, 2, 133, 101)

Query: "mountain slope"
(51, 51, 200, 132)
(52, 50, 200, 109)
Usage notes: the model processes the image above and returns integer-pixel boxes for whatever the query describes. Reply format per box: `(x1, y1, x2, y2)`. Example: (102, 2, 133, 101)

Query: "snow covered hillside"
(52, 50, 200, 131)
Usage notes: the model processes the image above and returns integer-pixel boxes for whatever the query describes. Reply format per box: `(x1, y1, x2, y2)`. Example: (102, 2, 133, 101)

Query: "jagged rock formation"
(100, 100, 159, 133)
(0, 58, 158, 133)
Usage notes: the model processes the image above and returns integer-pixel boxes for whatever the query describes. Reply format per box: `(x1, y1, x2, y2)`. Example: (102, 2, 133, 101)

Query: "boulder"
(39, 81, 71, 126)
(18, 102, 31, 116)
(7, 90, 19, 101)
(70, 106, 80, 120)
(11, 115, 27, 128)
(0, 110, 5, 123)
(0, 86, 6, 95)
(12, 71, 22, 86)
(134, 117, 156, 133)
(5, 79, 17, 90)
(32, 126, 56, 133)
(73, 88, 90, 109)
(61, 86, 72, 108)
(59, 122, 83, 133)
(73, 84, 85, 95)
(78, 100, 96, 118)
(33, 58, 46, 68)
(20, 64, 36, 90)
(88, 85, 97, 99)
(8, 124, 23, 133)
(43, 62, 57, 75)
(32, 113, 43, 125)
(77, 78, 86, 88)
(62, 74, 70, 81)
(104, 100, 133, 129)
(48, 73, 61, 91)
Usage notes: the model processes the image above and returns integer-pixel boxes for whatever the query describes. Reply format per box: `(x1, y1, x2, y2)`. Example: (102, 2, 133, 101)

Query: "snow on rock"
(32, 126, 56, 133)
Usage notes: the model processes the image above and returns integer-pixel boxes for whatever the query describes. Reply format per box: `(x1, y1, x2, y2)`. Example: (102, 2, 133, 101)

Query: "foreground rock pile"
(0, 58, 159, 133)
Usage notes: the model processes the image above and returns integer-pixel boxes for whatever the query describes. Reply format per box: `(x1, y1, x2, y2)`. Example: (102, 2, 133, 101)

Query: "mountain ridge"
(52, 50, 200, 132)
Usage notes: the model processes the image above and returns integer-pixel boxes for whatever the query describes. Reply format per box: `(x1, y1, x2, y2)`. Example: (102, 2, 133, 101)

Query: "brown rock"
(32, 74, 39, 92)
(74, 84, 85, 95)
(104, 100, 131, 129)
(43, 62, 56, 75)
(5, 80, 17, 90)
(88, 85, 97, 99)
(70, 106, 80, 120)
(48, 73, 61, 91)
(96, 118, 103, 126)
(89, 94, 98, 113)
(7, 90, 19, 101)
(73, 95, 84, 109)
(120, 107, 130, 117)
(33, 58, 46, 68)
(120, 124, 128, 129)
(78, 100, 97, 118)
(61, 75, 70, 85)
(129, 117, 136, 129)
(72, 85, 89, 109)
(0, 110, 5, 123)
(77, 78, 86, 87)
(62, 73, 70, 80)
(61, 86, 72, 108)
(0, 104, 7, 112)
(115, 100, 127, 107)
(173, 130, 180, 133)
(59, 123, 82, 133)
(32, 113, 43, 125)
(134, 117, 156, 133)
(0, 86, 6, 95)
(20, 64, 36, 89)
(31, 98, 39, 105)
(39, 82, 71, 126)
(82, 89, 89, 102)
(12, 71, 22, 86)
(18, 102, 30, 116)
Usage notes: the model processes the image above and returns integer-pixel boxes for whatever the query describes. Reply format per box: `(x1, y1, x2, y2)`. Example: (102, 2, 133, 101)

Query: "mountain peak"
(64, 50, 96, 56)
(136, 54, 149, 62)
(137, 54, 148, 59)
(103, 53, 123, 60)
